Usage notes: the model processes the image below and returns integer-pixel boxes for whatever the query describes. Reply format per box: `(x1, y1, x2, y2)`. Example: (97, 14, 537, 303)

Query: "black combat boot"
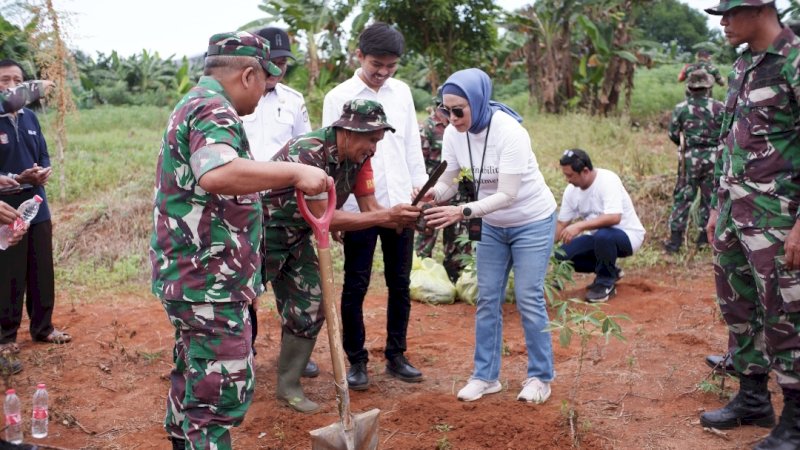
(663, 230, 683, 254)
(700, 373, 775, 429)
(753, 388, 800, 450)
(696, 231, 709, 247)
(170, 437, 186, 450)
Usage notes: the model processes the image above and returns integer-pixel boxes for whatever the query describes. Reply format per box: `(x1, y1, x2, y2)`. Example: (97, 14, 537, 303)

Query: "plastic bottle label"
(32, 408, 47, 419)
(5, 414, 20, 425)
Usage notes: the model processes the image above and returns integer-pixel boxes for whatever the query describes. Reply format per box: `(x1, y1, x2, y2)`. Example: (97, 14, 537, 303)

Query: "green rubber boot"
(276, 334, 320, 414)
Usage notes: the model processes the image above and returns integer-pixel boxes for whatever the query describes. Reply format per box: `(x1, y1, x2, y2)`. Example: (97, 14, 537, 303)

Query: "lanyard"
(466, 116, 493, 199)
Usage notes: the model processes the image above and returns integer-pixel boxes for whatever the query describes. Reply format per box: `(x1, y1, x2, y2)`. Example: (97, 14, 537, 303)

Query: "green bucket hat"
(687, 69, 714, 89)
(207, 31, 282, 77)
(331, 99, 396, 133)
(704, 0, 774, 15)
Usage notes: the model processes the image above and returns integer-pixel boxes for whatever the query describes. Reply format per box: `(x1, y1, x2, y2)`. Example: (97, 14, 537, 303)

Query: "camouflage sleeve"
(0, 81, 44, 114)
(188, 102, 243, 158)
(710, 142, 725, 211)
(419, 121, 431, 161)
(189, 143, 239, 180)
(667, 105, 681, 145)
(710, 66, 725, 86)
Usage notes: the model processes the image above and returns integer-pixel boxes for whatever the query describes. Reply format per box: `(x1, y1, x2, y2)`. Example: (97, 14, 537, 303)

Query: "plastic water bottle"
(31, 383, 47, 438)
(4, 388, 22, 444)
(0, 195, 42, 250)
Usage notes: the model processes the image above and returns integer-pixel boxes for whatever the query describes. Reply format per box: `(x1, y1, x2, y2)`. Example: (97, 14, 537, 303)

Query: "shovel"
(296, 185, 380, 450)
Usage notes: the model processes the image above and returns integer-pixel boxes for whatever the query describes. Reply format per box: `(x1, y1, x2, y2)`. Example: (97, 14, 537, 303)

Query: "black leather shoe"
(347, 361, 369, 391)
(706, 353, 737, 376)
(303, 359, 320, 378)
(385, 355, 423, 383)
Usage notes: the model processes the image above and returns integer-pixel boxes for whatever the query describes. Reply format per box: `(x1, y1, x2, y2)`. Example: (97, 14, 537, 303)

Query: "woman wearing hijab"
(421, 68, 557, 403)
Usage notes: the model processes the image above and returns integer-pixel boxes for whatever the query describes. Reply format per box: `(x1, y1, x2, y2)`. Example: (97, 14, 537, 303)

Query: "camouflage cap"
(331, 99, 396, 133)
(207, 31, 282, 76)
(704, 0, 774, 15)
(687, 69, 714, 89)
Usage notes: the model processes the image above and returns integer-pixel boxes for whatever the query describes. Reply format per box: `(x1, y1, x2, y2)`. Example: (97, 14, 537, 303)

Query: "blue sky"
(49, 0, 789, 59)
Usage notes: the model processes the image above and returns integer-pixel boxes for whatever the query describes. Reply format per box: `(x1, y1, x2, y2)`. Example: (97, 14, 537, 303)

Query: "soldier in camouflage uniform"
(698, 3, 800, 448)
(663, 69, 724, 253)
(678, 49, 726, 87)
(149, 31, 328, 450)
(0, 79, 52, 114)
(414, 92, 472, 282)
(263, 99, 420, 413)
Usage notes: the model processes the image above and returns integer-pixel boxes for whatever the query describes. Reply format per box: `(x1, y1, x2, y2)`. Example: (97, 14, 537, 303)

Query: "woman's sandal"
(38, 329, 72, 344)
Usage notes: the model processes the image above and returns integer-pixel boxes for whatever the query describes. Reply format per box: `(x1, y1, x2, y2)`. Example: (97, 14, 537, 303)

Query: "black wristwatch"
(462, 206, 472, 218)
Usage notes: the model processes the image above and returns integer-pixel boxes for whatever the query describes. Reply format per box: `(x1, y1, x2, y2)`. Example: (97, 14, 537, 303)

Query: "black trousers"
(0, 220, 55, 343)
(341, 226, 414, 364)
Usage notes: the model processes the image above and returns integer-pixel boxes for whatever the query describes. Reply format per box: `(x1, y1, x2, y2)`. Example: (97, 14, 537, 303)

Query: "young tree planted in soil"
(545, 298, 629, 447)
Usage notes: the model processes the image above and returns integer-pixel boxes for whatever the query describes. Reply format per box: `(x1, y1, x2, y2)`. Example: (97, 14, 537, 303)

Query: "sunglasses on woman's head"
(438, 105, 466, 119)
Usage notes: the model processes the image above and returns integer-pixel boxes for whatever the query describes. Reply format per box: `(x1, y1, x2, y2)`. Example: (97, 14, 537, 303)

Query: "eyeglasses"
(438, 105, 467, 119)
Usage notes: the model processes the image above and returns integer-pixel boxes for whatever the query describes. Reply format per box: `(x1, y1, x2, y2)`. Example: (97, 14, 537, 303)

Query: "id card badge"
(468, 218, 482, 241)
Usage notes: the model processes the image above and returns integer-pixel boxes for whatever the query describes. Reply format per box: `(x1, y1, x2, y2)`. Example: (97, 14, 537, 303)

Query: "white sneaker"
(457, 379, 502, 402)
(517, 377, 551, 404)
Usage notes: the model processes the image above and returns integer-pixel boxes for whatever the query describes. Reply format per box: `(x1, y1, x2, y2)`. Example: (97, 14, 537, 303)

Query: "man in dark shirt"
(0, 59, 71, 365)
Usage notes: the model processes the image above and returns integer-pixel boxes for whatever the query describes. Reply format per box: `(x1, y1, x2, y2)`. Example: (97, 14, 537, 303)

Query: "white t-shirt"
(241, 83, 311, 162)
(442, 110, 556, 228)
(557, 168, 646, 251)
(322, 71, 427, 211)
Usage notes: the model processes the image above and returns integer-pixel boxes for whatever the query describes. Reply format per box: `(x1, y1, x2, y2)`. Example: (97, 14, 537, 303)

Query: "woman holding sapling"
(419, 68, 557, 404)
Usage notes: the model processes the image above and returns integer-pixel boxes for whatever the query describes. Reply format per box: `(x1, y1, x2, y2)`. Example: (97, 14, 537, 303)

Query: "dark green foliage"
(633, 0, 710, 52)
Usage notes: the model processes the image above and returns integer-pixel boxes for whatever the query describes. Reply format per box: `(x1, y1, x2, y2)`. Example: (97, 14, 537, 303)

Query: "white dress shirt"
(322, 71, 427, 211)
(242, 83, 311, 162)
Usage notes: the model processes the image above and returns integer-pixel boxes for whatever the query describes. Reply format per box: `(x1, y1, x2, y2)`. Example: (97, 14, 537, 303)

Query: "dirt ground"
(1, 257, 780, 450)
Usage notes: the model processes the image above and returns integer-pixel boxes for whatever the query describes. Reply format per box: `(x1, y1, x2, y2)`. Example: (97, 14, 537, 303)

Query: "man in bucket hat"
(699, 2, 800, 448)
(262, 99, 421, 413)
(663, 68, 723, 254)
(151, 31, 329, 450)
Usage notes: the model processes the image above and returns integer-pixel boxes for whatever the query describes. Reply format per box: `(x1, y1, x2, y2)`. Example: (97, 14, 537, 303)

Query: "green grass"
(630, 62, 729, 121)
(40, 69, 704, 293)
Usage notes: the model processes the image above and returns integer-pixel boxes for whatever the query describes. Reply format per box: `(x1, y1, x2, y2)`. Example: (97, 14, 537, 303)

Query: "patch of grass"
(138, 350, 164, 365)
(630, 63, 729, 122)
(432, 423, 452, 433)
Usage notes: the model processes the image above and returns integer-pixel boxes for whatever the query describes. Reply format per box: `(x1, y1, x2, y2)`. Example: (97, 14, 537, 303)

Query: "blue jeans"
(556, 227, 633, 288)
(473, 213, 556, 382)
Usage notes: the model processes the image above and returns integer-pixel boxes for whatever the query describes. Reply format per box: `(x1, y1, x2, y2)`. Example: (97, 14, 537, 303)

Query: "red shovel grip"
(296, 178, 336, 249)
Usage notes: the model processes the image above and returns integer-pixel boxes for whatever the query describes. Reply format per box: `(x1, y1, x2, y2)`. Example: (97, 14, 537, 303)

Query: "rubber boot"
(276, 334, 320, 414)
(170, 437, 186, 450)
(699, 373, 775, 429)
(754, 388, 800, 450)
(663, 230, 683, 254)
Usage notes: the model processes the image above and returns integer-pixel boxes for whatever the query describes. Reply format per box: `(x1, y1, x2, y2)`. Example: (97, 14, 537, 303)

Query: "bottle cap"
(33, 195, 42, 203)
(36, 383, 45, 389)
(5, 389, 14, 395)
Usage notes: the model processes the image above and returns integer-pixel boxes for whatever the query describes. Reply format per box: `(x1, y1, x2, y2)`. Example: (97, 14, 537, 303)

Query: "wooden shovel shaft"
(317, 247, 353, 432)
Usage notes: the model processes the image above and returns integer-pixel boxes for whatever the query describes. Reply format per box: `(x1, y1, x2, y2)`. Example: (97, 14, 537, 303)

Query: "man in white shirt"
(322, 22, 427, 391)
(241, 27, 318, 377)
(556, 149, 645, 303)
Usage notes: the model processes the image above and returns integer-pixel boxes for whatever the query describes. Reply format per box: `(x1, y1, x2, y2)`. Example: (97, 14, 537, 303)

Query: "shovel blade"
(309, 408, 380, 450)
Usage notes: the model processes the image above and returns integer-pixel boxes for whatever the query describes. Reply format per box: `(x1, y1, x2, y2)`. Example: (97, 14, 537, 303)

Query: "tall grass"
(42, 65, 717, 293)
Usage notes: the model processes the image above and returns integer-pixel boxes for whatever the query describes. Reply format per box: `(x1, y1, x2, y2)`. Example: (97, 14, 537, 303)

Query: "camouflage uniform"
(414, 111, 472, 282)
(150, 31, 277, 450)
(0, 81, 46, 115)
(264, 129, 372, 338)
(263, 99, 393, 340)
(667, 72, 724, 239)
(679, 60, 725, 87)
(711, 26, 800, 390)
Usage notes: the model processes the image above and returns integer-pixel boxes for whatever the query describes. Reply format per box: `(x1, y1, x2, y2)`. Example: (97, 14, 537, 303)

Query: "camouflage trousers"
(713, 211, 800, 390)
(263, 226, 323, 339)
(668, 146, 715, 234)
(161, 300, 254, 450)
(414, 218, 472, 283)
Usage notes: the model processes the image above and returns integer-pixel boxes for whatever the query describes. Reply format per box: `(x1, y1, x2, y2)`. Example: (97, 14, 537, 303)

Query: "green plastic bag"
(455, 267, 516, 305)
(410, 256, 456, 305)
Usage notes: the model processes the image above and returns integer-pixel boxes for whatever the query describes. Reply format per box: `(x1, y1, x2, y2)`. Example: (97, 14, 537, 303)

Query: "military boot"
(276, 334, 320, 414)
(700, 373, 775, 429)
(754, 388, 800, 450)
(696, 230, 709, 247)
(663, 230, 683, 254)
(170, 437, 186, 450)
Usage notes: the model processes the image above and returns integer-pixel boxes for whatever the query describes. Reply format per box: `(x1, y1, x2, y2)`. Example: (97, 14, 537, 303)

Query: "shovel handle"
(296, 178, 336, 248)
